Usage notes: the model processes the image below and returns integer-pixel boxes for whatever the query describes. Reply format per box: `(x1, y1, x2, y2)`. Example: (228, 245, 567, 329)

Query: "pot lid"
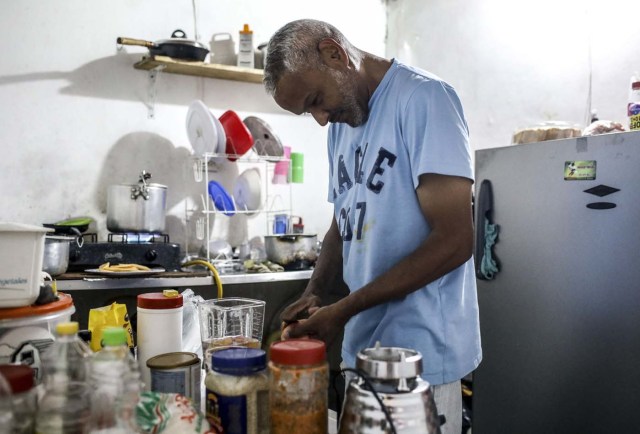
(156, 29, 208, 49)
(356, 344, 423, 380)
(244, 116, 284, 162)
(0, 292, 74, 321)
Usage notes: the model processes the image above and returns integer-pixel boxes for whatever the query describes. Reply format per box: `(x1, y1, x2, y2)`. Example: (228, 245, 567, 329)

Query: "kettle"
(339, 345, 442, 434)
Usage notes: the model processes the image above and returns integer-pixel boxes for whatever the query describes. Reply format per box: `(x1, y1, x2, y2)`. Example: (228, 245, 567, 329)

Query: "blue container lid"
(211, 347, 266, 375)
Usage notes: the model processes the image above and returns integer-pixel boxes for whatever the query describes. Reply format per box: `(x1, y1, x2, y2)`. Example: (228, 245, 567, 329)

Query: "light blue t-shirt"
(327, 59, 482, 385)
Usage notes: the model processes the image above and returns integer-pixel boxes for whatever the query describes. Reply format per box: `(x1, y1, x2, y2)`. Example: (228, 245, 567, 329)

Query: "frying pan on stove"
(117, 29, 209, 61)
(43, 217, 93, 235)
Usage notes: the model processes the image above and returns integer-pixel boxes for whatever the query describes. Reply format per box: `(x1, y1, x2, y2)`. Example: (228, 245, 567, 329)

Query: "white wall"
(386, 0, 640, 151)
(0, 1, 386, 254)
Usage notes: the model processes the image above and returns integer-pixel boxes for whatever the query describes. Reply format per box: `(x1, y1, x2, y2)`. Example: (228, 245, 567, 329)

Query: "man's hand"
(279, 294, 322, 338)
(283, 303, 346, 347)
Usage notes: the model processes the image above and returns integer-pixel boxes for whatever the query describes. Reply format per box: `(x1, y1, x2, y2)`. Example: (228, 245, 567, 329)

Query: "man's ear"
(318, 38, 349, 69)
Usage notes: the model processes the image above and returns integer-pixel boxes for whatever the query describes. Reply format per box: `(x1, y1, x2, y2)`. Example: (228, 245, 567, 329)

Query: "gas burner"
(107, 233, 170, 244)
(68, 237, 182, 272)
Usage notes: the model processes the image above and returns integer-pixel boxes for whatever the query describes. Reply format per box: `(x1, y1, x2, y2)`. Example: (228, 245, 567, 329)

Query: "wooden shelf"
(133, 55, 264, 84)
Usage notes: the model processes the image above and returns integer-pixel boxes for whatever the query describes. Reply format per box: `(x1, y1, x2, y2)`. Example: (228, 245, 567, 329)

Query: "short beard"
(329, 68, 369, 127)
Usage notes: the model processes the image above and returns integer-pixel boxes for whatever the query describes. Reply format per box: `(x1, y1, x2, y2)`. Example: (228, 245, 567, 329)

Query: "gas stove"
(67, 232, 182, 272)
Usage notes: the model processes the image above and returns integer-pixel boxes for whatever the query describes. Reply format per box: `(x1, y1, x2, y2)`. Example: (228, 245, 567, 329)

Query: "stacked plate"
(233, 168, 262, 215)
(186, 100, 226, 157)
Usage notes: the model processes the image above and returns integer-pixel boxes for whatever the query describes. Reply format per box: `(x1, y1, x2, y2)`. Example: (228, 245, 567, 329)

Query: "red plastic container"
(219, 110, 254, 161)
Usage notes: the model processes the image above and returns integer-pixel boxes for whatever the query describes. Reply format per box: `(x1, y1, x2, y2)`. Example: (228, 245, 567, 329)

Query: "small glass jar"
(0, 364, 37, 434)
(205, 347, 269, 434)
(269, 339, 328, 434)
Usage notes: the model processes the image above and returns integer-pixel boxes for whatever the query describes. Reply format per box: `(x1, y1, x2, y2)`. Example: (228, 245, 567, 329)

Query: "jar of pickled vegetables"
(269, 339, 328, 434)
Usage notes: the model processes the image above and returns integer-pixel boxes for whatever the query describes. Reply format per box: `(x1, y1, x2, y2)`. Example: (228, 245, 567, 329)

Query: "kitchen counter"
(55, 269, 313, 291)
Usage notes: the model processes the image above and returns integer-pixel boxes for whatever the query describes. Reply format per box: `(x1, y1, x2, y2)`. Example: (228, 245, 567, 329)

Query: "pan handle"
(116, 37, 156, 48)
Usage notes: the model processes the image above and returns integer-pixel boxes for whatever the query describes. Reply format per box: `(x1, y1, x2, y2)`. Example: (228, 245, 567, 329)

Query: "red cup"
(219, 110, 254, 161)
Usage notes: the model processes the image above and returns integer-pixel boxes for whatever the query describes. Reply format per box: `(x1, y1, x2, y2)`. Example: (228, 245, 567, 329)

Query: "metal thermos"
(339, 345, 442, 434)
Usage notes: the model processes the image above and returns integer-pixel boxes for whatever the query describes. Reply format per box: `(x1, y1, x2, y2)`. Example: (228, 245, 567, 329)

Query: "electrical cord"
(339, 367, 398, 434)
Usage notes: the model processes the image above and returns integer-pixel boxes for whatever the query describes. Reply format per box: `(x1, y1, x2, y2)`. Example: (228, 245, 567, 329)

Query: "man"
(263, 19, 481, 433)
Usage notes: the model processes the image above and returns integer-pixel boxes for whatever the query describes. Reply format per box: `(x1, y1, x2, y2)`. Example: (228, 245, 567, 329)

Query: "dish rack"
(188, 151, 293, 266)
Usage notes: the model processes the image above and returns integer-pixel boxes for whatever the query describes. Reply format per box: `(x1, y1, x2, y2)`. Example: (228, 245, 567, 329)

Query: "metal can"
(147, 352, 201, 408)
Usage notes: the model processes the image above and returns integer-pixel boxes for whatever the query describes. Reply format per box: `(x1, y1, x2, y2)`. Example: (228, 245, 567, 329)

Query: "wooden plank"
(133, 56, 264, 84)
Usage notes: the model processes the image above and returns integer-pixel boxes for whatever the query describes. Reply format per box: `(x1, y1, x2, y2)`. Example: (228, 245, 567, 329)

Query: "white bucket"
(0, 223, 52, 308)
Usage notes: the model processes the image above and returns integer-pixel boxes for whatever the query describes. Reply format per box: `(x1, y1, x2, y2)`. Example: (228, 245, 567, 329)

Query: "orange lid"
(0, 292, 73, 320)
(270, 339, 326, 366)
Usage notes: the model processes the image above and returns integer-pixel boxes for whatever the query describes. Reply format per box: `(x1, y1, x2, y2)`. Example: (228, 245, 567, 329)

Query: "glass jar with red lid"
(0, 364, 36, 433)
(268, 339, 328, 434)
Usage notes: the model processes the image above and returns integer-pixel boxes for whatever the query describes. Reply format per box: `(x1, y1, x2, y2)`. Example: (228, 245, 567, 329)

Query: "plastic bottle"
(35, 321, 93, 434)
(237, 24, 255, 69)
(89, 326, 141, 433)
(628, 72, 640, 131)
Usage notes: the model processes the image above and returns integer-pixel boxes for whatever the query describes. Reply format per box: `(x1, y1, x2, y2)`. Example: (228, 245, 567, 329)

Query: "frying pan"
(117, 29, 209, 61)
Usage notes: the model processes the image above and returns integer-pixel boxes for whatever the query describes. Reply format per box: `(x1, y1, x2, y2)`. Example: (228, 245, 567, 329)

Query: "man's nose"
(310, 109, 329, 126)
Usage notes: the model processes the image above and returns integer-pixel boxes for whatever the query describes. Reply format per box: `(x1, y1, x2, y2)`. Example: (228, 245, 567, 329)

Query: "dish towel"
(480, 219, 500, 280)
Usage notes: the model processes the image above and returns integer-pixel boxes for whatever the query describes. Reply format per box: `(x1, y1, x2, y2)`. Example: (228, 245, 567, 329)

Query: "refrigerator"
(472, 131, 640, 433)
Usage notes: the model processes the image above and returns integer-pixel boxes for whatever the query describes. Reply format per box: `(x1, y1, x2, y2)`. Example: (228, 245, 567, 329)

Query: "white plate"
(233, 168, 262, 215)
(209, 111, 227, 154)
(84, 268, 165, 277)
(186, 100, 218, 157)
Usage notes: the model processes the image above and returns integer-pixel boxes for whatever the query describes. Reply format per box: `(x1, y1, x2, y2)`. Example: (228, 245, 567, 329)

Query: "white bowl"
(233, 168, 262, 215)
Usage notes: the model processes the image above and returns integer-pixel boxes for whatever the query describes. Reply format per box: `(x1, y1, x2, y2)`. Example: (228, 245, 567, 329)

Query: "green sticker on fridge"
(564, 160, 596, 180)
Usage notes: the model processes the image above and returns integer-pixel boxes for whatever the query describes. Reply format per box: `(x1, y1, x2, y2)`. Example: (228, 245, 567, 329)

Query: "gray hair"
(263, 19, 362, 95)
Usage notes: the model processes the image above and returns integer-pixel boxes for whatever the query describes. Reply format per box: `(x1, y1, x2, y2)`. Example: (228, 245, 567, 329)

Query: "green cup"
(290, 152, 304, 183)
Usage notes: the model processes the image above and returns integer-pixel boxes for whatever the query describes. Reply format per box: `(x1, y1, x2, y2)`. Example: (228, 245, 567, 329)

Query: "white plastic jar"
(205, 347, 269, 434)
(137, 289, 183, 390)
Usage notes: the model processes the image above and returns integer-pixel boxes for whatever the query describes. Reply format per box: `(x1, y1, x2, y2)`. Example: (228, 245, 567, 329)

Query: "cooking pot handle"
(116, 37, 156, 48)
(277, 235, 300, 242)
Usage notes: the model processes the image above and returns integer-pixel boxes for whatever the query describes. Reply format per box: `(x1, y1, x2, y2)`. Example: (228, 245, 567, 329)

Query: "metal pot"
(117, 29, 209, 61)
(264, 234, 318, 270)
(106, 171, 167, 233)
(42, 236, 73, 276)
